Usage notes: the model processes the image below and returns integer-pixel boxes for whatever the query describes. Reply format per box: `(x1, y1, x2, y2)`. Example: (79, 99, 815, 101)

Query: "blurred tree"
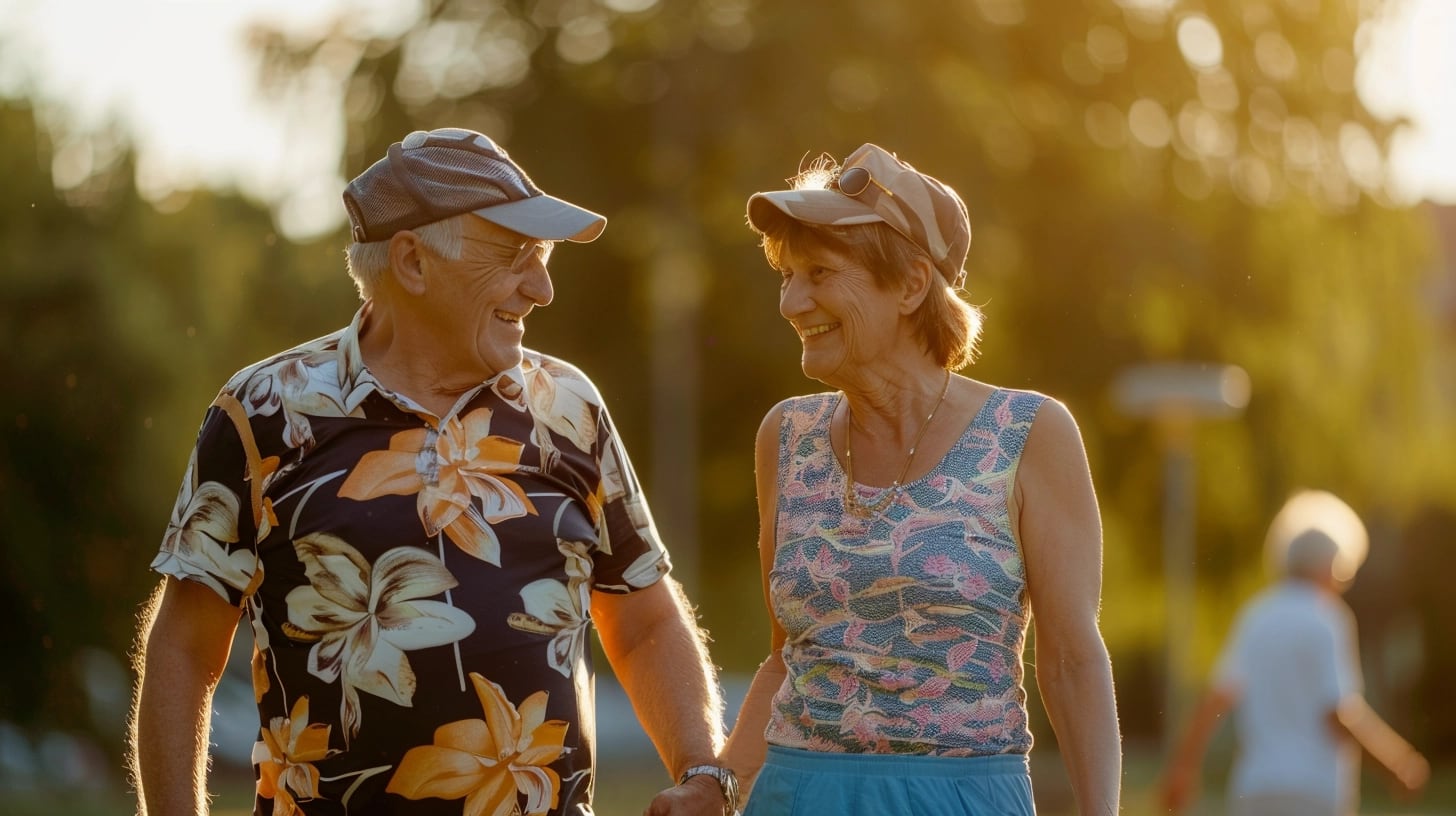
(0, 99, 357, 754)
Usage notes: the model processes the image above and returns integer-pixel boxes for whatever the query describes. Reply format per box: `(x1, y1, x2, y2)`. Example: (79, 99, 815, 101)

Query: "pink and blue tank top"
(765, 387, 1047, 756)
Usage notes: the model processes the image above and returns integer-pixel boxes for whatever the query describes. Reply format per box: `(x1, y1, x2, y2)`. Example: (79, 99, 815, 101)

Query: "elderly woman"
(721, 144, 1121, 815)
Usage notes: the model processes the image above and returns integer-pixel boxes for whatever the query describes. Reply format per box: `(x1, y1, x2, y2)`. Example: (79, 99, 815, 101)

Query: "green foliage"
(0, 101, 357, 750)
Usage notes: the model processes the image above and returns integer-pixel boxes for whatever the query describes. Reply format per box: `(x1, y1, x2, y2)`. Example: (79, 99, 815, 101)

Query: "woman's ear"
(899, 255, 935, 315)
(388, 230, 428, 296)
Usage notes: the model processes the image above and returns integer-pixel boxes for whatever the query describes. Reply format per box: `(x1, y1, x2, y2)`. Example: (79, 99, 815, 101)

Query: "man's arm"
(1019, 400, 1122, 816)
(593, 577, 727, 814)
(129, 576, 242, 816)
(1159, 686, 1236, 813)
(1332, 695, 1430, 797)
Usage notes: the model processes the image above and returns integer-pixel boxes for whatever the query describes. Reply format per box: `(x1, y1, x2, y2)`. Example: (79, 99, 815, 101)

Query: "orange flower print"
(252, 696, 332, 816)
(338, 407, 536, 565)
(386, 673, 569, 816)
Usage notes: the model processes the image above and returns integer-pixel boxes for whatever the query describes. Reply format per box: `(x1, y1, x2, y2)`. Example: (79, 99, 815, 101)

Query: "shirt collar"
(335, 301, 531, 417)
(336, 302, 371, 393)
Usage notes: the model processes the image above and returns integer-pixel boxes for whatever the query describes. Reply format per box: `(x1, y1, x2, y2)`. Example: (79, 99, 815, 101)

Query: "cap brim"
(746, 190, 884, 233)
(473, 194, 607, 242)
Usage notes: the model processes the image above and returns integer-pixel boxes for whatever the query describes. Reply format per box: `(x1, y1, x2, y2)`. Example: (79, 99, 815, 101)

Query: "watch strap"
(678, 764, 740, 815)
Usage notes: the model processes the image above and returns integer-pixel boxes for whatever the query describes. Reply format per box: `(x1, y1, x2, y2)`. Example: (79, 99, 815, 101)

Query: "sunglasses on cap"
(834, 165, 896, 199)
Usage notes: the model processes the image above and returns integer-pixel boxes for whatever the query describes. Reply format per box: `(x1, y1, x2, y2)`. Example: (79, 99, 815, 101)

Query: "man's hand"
(1390, 749, 1430, 800)
(643, 774, 728, 816)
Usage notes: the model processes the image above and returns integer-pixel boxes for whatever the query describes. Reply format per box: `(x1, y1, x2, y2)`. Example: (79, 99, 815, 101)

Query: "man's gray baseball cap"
(343, 127, 606, 244)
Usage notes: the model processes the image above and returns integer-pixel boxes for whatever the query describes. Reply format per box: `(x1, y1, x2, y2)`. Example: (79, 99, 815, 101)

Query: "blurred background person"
(1159, 489, 1431, 816)
(721, 144, 1121, 815)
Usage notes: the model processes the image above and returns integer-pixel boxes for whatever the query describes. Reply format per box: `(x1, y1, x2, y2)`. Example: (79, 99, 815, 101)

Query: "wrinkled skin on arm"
(1018, 399, 1122, 816)
(594, 577, 729, 816)
(721, 401, 792, 801)
(130, 576, 243, 816)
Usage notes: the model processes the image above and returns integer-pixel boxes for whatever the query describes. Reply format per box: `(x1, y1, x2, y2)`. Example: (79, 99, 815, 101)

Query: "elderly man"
(1160, 490, 1428, 816)
(130, 128, 737, 816)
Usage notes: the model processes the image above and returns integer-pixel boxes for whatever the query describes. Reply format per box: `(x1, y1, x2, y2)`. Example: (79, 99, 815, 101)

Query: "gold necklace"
(842, 370, 952, 520)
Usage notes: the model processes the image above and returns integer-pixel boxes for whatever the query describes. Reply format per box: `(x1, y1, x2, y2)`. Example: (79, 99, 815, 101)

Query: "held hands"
(643, 773, 730, 816)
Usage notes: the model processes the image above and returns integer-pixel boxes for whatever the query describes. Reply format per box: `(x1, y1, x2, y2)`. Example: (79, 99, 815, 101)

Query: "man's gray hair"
(344, 213, 467, 299)
(1263, 489, 1369, 584)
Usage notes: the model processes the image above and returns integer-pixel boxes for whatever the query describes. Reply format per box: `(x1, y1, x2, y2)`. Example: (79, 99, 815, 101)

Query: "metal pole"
(1161, 425, 1196, 753)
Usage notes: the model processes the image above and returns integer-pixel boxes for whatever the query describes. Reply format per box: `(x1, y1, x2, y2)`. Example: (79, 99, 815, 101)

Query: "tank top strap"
(981, 388, 1048, 462)
(775, 393, 838, 487)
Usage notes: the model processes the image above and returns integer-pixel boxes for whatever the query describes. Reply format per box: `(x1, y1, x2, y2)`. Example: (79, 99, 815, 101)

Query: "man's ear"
(387, 230, 428, 296)
(899, 255, 935, 315)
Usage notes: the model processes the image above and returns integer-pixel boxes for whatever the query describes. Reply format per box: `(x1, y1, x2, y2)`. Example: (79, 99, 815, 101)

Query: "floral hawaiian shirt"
(151, 305, 671, 816)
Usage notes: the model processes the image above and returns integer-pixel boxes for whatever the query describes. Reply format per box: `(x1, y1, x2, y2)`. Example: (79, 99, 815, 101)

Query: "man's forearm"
(134, 663, 217, 816)
(601, 580, 724, 777)
(1335, 695, 1429, 789)
(130, 580, 237, 816)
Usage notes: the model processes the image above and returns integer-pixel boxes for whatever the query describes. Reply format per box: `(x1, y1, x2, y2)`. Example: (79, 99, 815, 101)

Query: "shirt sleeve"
(589, 402, 671, 593)
(149, 399, 262, 607)
(1325, 600, 1363, 702)
(1212, 605, 1253, 695)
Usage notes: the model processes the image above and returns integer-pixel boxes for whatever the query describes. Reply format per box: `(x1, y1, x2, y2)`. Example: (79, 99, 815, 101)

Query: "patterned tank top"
(764, 387, 1047, 756)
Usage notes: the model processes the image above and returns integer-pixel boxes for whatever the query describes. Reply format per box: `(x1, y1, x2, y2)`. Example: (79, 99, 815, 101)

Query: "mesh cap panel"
(343, 128, 599, 243)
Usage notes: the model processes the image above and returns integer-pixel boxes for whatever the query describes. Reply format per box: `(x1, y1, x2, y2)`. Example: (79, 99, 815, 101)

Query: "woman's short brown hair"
(758, 216, 983, 370)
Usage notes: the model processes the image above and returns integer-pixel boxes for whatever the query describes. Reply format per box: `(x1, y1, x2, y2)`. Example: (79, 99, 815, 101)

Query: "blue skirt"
(743, 745, 1035, 815)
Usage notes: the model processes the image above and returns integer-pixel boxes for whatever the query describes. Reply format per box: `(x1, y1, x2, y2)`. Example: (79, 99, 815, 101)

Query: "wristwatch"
(678, 764, 740, 815)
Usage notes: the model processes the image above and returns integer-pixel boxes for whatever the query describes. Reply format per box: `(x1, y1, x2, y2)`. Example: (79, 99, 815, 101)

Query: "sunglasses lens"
(838, 166, 871, 197)
(512, 241, 554, 271)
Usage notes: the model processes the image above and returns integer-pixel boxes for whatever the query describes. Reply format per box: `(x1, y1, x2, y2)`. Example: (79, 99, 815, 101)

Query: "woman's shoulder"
(760, 391, 837, 419)
(757, 392, 837, 442)
(958, 379, 1056, 424)
(784, 390, 838, 410)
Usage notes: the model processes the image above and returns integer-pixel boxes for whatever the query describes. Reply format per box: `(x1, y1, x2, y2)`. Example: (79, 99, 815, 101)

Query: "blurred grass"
(10, 750, 1453, 815)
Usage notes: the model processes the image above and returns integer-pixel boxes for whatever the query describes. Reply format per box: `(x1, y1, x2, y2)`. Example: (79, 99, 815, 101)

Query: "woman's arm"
(1017, 399, 1121, 816)
(721, 401, 792, 797)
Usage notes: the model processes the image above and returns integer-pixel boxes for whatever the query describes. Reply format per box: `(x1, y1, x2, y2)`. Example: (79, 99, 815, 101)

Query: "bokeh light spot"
(1176, 15, 1223, 71)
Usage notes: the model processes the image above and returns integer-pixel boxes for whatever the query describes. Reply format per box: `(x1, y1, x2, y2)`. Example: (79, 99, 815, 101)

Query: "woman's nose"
(779, 274, 812, 320)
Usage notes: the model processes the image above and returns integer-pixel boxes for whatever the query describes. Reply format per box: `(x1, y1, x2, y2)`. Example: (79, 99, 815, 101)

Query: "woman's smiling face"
(776, 237, 900, 385)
